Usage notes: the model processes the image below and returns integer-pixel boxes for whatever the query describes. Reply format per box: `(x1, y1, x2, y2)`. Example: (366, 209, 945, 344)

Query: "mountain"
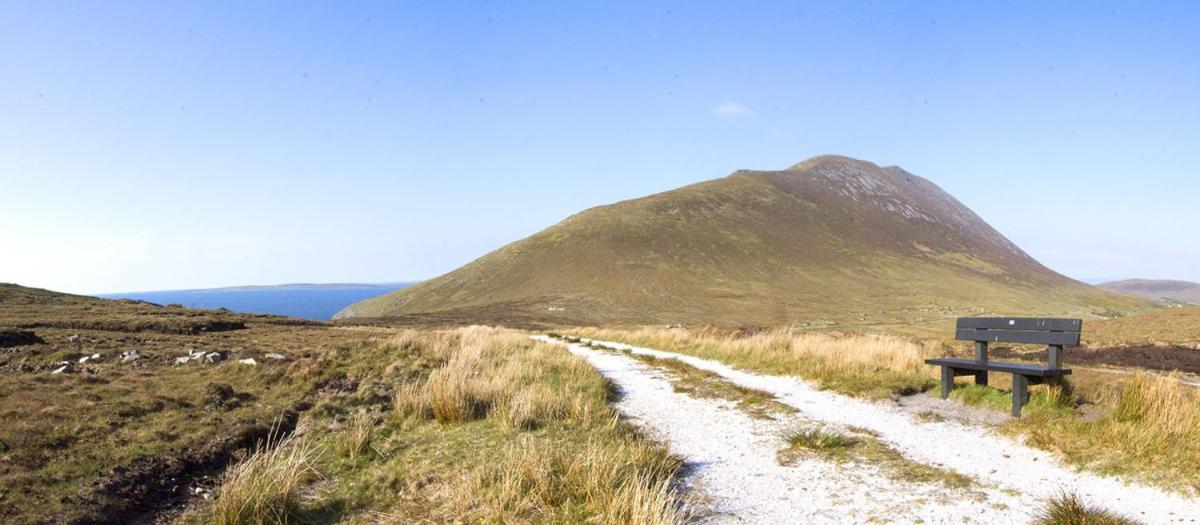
(336, 155, 1144, 327)
(1099, 279, 1200, 305)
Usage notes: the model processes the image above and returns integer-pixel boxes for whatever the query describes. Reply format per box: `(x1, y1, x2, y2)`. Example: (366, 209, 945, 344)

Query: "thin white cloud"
(713, 102, 754, 120)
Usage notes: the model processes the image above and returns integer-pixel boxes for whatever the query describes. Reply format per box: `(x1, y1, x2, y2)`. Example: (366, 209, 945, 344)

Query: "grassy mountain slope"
(339, 156, 1145, 327)
(1099, 279, 1200, 305)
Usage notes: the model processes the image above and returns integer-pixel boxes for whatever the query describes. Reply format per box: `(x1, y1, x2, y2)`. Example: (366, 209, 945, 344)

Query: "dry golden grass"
(206, 326, 686, 524)
(450, 432, 684, 525)
(336, 411, 376, 461)
(1086, 306, 1200, 347)
(573, 326, 939, 398)
(1013, 372, 1200, 491)
(209, 432, 318, 525)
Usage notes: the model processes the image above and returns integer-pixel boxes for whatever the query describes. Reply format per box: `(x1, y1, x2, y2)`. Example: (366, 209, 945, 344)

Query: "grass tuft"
(1035, 491, 1142, 525)
(209, 431, 317, 525)
(786, 428, 857, 451)
(336, 411, 375, 461)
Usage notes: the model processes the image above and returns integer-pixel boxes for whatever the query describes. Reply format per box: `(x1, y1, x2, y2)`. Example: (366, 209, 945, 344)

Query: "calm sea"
(99, 284, 412, 320)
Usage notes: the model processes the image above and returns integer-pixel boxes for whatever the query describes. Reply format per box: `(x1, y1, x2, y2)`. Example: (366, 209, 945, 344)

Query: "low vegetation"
(1010, 373, 1200, 493)
(0, 317, 363, 524)
(1086, 305, 1200, 348)
(196, 327, 687, 524)
(778, 426, 974, 489)
(571, 326, 940, 398)
(210, 433, 318, 525)
(1036, 492, 1142, 525)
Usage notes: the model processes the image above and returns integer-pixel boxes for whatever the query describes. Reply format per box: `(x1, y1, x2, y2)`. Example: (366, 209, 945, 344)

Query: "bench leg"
(1048, 345, 1064, 370)
(974, 370, 988, 386)
(1011, 374, 1029, 418)
(940, 367, 954, 400)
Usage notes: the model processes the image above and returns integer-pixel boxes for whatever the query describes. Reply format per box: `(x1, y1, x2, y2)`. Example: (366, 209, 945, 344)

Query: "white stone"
(238, 358, 257, 366)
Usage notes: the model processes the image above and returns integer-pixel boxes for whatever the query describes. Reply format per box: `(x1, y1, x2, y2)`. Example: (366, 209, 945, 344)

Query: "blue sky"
(1, 1, 1197, 294)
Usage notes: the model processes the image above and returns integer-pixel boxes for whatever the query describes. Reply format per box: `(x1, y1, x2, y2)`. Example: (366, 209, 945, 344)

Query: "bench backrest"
(955, 317, 1082, 347)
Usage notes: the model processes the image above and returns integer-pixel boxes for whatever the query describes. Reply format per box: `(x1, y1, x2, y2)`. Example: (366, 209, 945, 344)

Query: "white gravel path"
(534, 336, 1200, 524)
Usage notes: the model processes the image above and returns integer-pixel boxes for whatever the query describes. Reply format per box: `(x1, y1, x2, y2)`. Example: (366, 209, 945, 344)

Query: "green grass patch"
(777, 427, 974, 490)
(945, 382, 1077, 416)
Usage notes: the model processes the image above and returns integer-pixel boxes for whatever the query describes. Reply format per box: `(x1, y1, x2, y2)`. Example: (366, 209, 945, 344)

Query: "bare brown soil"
(71, 401, 309, 525)
(0, 330, 44, 348)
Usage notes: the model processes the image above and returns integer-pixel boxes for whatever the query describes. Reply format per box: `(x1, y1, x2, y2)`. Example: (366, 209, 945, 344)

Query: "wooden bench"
(926, 317, 1081, 417)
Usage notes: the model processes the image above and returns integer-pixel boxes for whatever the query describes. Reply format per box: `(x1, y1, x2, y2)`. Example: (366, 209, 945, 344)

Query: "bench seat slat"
(925, 358, 1072, 377)
(957, 317, 1082, 332)
(955, 328, 1081, 346)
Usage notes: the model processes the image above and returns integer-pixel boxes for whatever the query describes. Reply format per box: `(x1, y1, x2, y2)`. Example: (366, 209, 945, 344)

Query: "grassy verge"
(777, 427, 974, 489)
(944, 372, 1200, 493)
(570, 327, 939, 399)
(199, 327, 687, 524)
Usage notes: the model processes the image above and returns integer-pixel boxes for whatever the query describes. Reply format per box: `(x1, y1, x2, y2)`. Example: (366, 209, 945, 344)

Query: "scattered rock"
(204, 352, 225, 364)
(79, 353, 102, 364)
(175, 356, 192, 365)
(120, 350, 141, 363)
(68, 335, 81, 344)
(263, 353, 286, 361)
(52, 362, 75, 374)
(238, 358, 257, 366)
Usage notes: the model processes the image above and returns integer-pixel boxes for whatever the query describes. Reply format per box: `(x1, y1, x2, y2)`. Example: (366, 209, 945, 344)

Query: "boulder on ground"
(204, 352, 225, 364)
(263, 352, 286, 361)
(237, 358, 257, 366)
(67, 335, 80, 344)
(78, 353, 102, 364)
(51, 362, 74, 374)
(120, 350, 140, 363)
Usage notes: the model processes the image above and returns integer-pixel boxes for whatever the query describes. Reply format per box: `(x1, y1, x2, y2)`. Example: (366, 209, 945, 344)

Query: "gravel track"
(535, 336, 1200, 524)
